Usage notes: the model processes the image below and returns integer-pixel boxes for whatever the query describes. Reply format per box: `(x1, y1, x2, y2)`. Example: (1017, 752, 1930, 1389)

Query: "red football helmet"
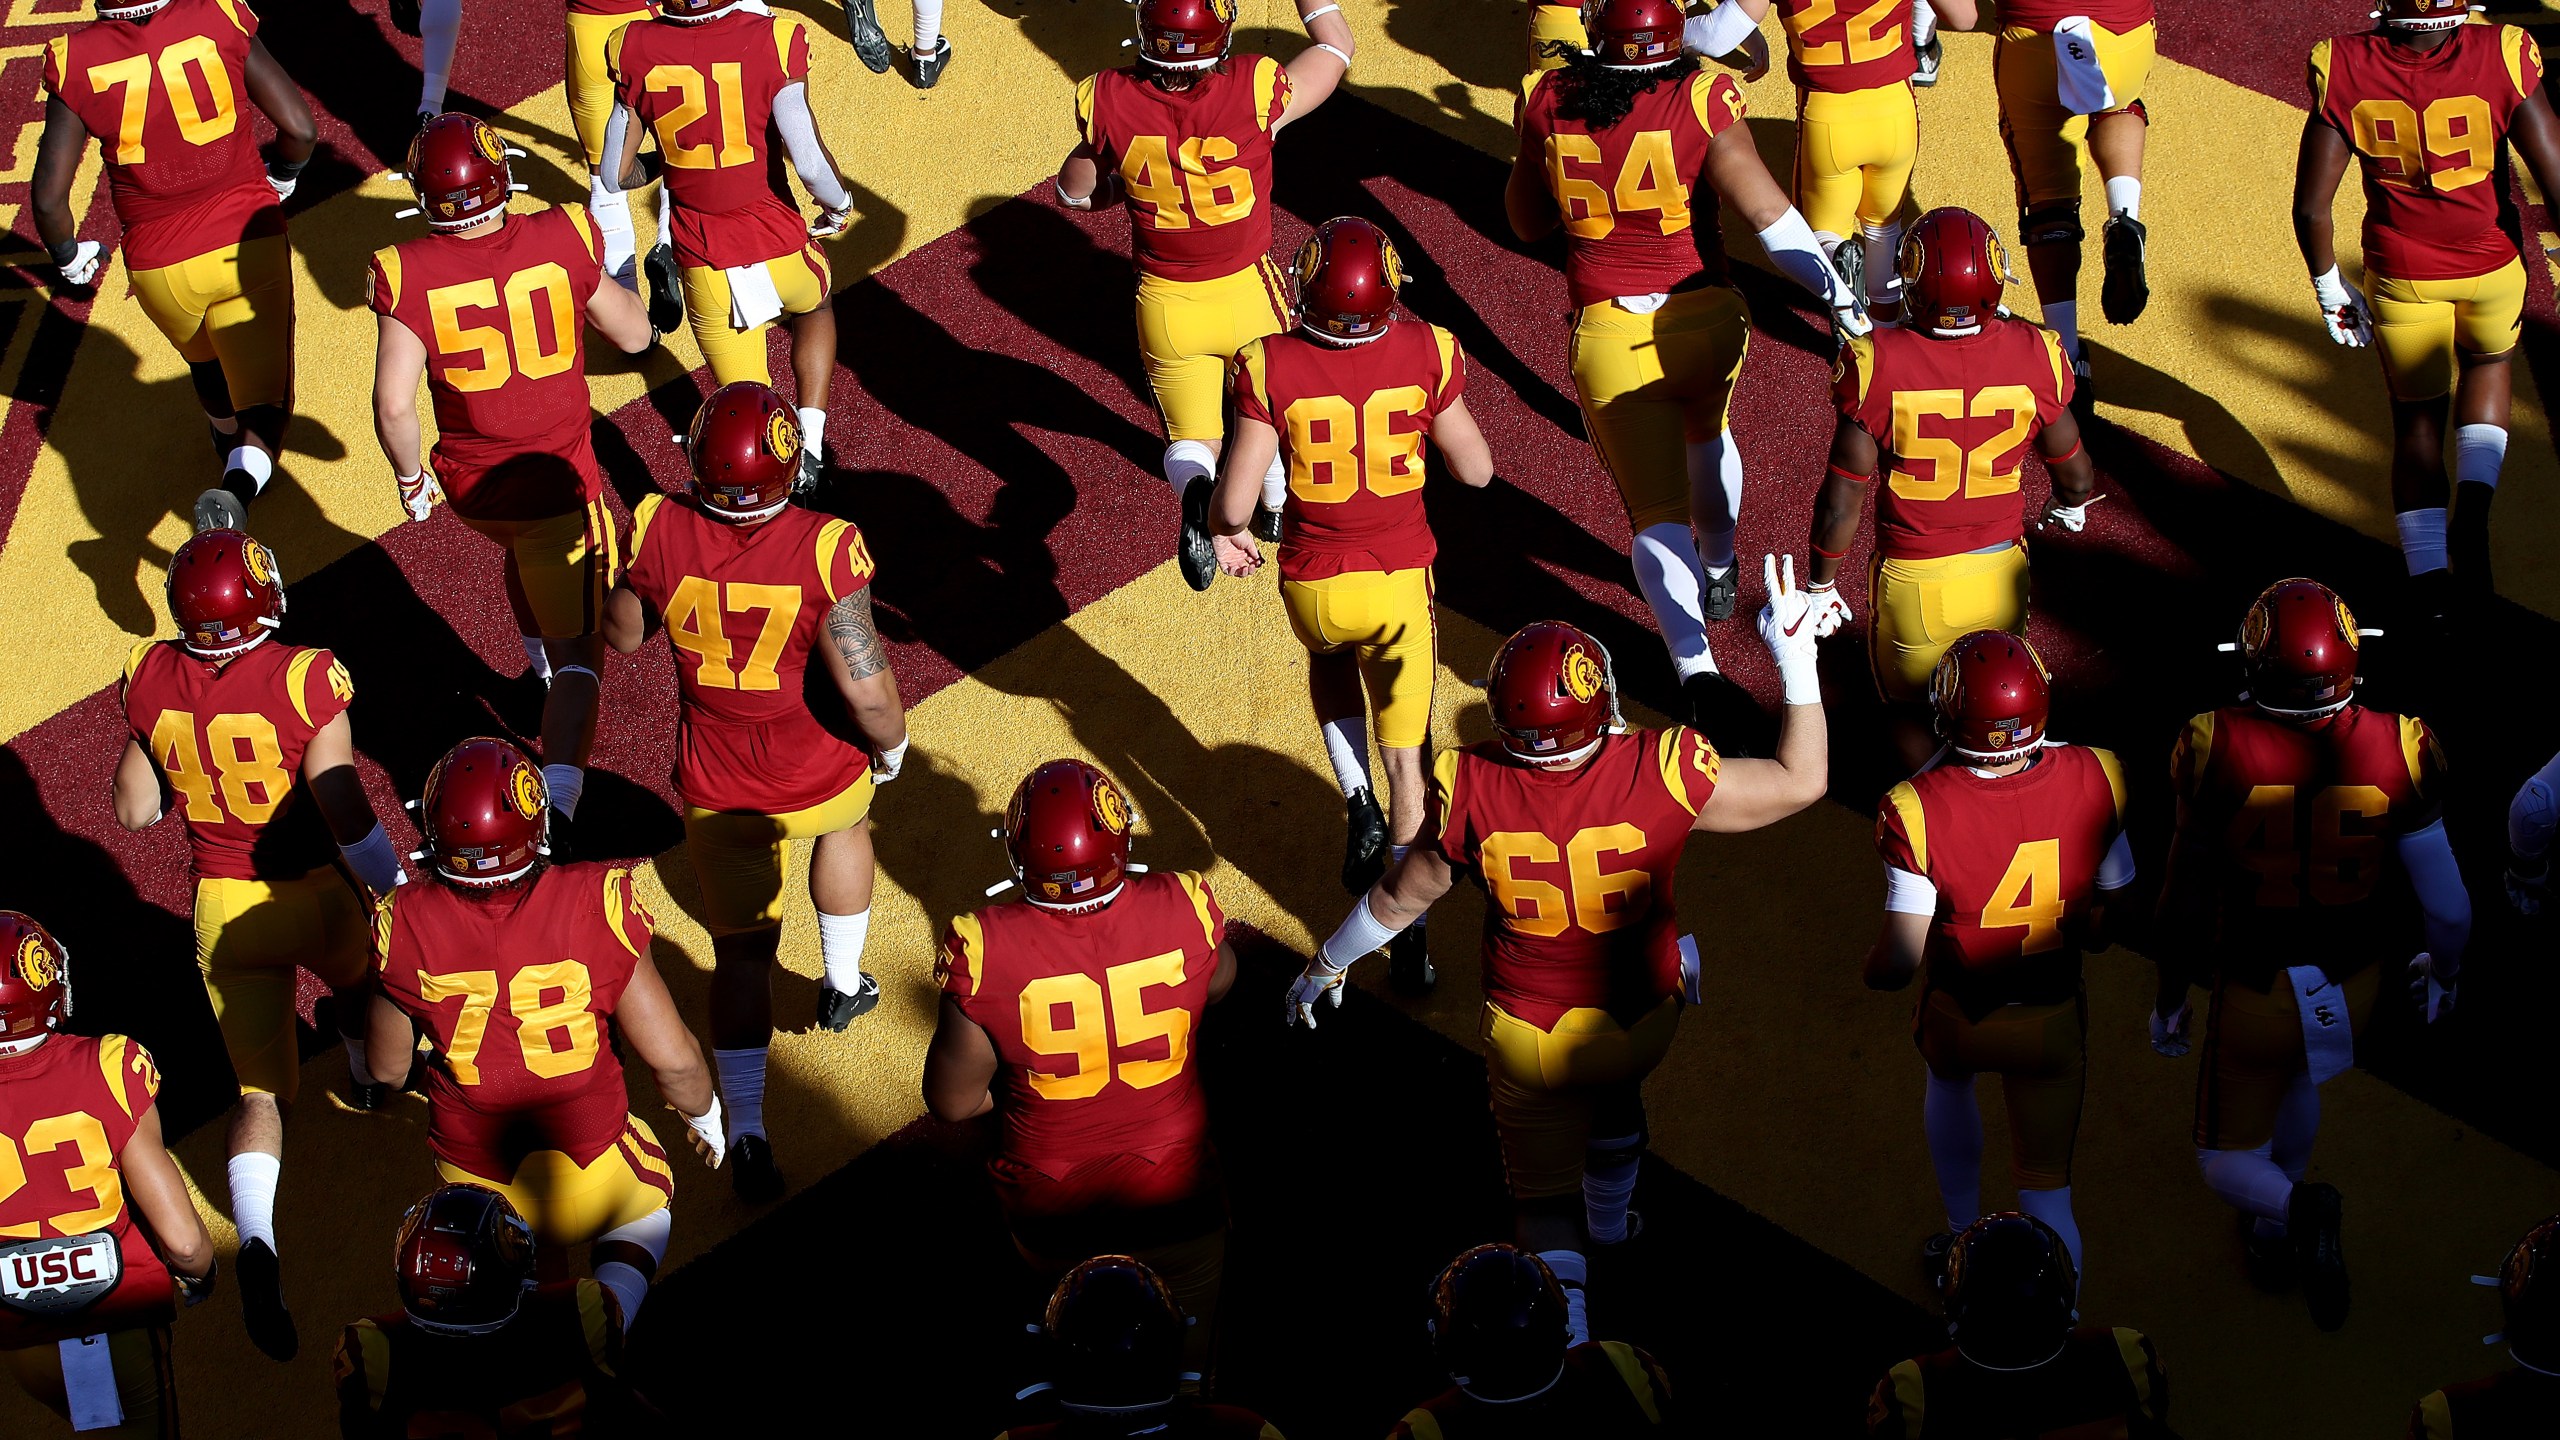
(1133, 0, 1236, 72)
(1294, 217, 1403, 345)
(1929, 630, 2052, 762)
(1586, 0, 1688, 70)
(686, 382, 800, 523)
(393, 1184, 538, 1336)
(168, 528, 286, 660)
(405, 114, 513, 232)
(2379, 0, 2470, 31)
(1041, 1256, 1188, 1409)
(654, 0, 737, 20)
(421, 737, 550, 888)
(96, 1, 172, 19)
(1899, 207, 2011, 335)
(2501, 1214, 2560, 1372)
(2238, 577, 2366, 718)
(0, 912, 70, 1057)
(1487, 622, 1617, 766)
(1006, 760, 1135, 913)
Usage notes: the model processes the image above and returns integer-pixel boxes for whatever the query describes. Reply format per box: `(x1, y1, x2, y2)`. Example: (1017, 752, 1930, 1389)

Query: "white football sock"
(2197, 1142, 2294, 1222)
(2455, 423, 2508, 491)
(1538, 1249, 1591, 1346)
(2271, 1072, 2321, 1183)
(714, 1047, 768, 1140)
(1631, 523, 1716, 680)
(1861, 220, 1904, 306)
(227, 1152, 281, 1251)
(1910, 0, 1937, 46)
(1687, 432, 1742, 571)
(1163, 440, 1216, 501)
(2015, 1185, 2082, 1272)
(1924, 1071, 1983, 1233)
(816, 908, 870, 994)
(225, 446, 274, 496)
(590, 178, 637, 286)
(521, 635, 553, 683)
(541, 764, 584, 820)
(1321, 715, 1371, 798)
(914, 0, 945, 50)
(592, 1207, 671, 1325)
(2042, 300, 2082, 362)
(654, 176, 674, 237)
(2104, 176, 2142, 222)
(1261, 450, 1287, 513)
(2396, 507, 2449, 576)
(1814, 229, 1845, 263)
(1584, 1132, 1643, 1244)
(418, 0, 460, 113)
(340, 1031, 369, 1084)
(797, 407, 827, 466)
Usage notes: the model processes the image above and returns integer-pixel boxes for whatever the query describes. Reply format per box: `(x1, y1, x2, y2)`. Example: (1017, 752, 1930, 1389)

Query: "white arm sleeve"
(1756, 207, 1856, 309)
(1883, 864, 1939, 917)
(600, 105, 637, 193)
(2095, 830, 2136, 892)
(1684, 2, 1761, 58)
(2395, 819, 2472, 970)
(2511, 749, 2560, 863)
(772, 83, 852, 212)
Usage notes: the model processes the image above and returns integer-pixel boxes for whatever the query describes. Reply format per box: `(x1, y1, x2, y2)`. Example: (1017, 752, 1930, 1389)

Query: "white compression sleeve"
(1683, 2, 1761, 57)
(2395, 820, 2472, 969)
(913, 0, 945, 51)
(599, 106, 637, 194)
(1882, 864, 1938, 916)
(2513, 750, 2560, 863)
(772, 84, 852, 212)
(1756, 207, 1855, 311)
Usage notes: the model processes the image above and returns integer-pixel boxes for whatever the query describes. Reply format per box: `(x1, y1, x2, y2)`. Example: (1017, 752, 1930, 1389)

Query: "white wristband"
(1777, 655, 1822, 707)
(1684, 2, 1760, 58)
(2311, 265, 2351, 307)
(1313, 42, 1352, 66)
(1317, 896, 1400, 973)
(1300, 3, 1341, 21)
(1054, 179, 1094, 211)
(686, 1097, 725, 1148)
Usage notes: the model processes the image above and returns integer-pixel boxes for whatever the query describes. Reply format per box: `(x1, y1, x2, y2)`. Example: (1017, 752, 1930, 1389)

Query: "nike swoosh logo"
(1782, 613, 1808, 637)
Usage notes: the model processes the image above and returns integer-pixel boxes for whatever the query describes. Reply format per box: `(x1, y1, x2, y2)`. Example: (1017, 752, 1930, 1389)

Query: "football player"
(1210, 216, 1493, 986)
(839, 0, 951, 89)
(1866, 1213, 2169, 1438)
(374, 114, 658, 854)
(2409, 1214, 2560, 1437)
(604, 0, 854, 487)
(2295, 0, 2560, 612)
(1989, 0, 2156, 392)
(0, 913, 217, 1437)
(1055, 0, 1356, 591)
(926, 761, 1239, 1386)
(1867, 631, 2129, 1276)
(606, 385, 909, 1202)
(367, 737, 725, 1327)
(31, 0, 318, 534)
(1390, 1244, 1676, 1436)
(2509, 748, 2559, 915)
(1508, 0, 1865, 742)
(2154, 578, 2470, 1332)
(563, 0, 682, 324)
(333, 1184, 651, 1439)
(1288, 567, 1829, 1345)
(1808, 207, 2093, 772)
(1676, 0, 1978, 316)
(112, 527, 405, 1363)
(394, 0, 462, 127)
(998, 1256, 1283, 1439)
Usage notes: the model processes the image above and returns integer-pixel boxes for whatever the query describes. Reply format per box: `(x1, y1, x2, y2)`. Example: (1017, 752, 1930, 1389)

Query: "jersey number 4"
(1018, 950, 1193, 1100)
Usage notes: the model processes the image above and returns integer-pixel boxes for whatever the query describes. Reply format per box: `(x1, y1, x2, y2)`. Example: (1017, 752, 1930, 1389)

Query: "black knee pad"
(2019, 200, 2084, 248)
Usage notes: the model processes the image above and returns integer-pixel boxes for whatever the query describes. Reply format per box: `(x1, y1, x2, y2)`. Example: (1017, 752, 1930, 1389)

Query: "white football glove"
(1832, 295, 1873, 340)
(2508, 860, 2548, 917)
(2149, 1001, 2192, 1058)
(682, 1097, 727, 1169)
(1756, 553, 1822, 706)
(2409, 952, 2457, 1024)
(53, 240, 104, 288)
(267, 171, 299, 203)
(1283, 963, 1348, 1029)
(872, 736, 910, 785)
(2312, 266, 2374, 349)
(808, 202, 854, 240)
(1803, 579, 1852, 639)
(394, 468, 443, 524)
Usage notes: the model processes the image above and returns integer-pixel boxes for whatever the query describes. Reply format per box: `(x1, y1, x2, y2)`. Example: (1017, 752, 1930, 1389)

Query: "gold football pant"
(1136, 256, 1293, 442)
(1481, 997, 1681, 1200)
(1796, 82, 1920, 239)
(438, 1115, 677, 1249)
(1995, 20, 2157, 208)
(683, 773, 875, 936)
(193, 871, 369, 1102)
(1915, 988, 2087, 1191)
(1280, 567, 1437, 750)
(2368, 258, 2526, 403)
(565, 10, 643, 169)
(455, 495, 620, 640)
(1526, 3, 1585, 73)
(681, 244, 833, 386)
(127, 234, 294, 411)
(1570, 287, 1751, 533)
(1, 1328, 175, 1439)
(1868, 542, 2031, 703)
(2194, 965, 2380, 1152)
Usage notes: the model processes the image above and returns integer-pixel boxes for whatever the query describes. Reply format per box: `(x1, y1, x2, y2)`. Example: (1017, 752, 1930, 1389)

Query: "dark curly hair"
(1549, 52, 1700, 132)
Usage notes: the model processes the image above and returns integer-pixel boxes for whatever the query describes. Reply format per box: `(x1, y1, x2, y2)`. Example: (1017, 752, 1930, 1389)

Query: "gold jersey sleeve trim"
(373, 245, 405, 312)
(2504, 24, 2539, 101)
(629, 492, 666, 566)
(1175, 870, 1221, 953)
(605, 24, 630, 82)
(345, 1319, 393, 1414)
(1843, 332, 1880, 413)
(123, 639, 156, 687)
(2039, 325, 2071, 402)
(2110, 1328, 2162, 1420)
(372, 890, 401, 974)
(1884, 781, 1927, 874)
(1887, 1358, 1927, 1433)
(1656, 728, 1703, 816)
(284, 649, 321, 729)
(44, 37, 70, 97)
(1075, 73, 1102, 148)
(212, 0, 251, 36)
(1237, 337, 1271, 417)
(564, 203, 600, 261)
(2173, 712, 2216, 797)
(2400, 714, 2439, 792)
(97, 1034, 134, 1118)
(2412, 1388, 2454, 1440)
(1596, 1341, 1667, 1422)
(1396, 1411, 1445, 1440)
(815, 518, 852, 603)
(1254, 54, 1285, 132)
(604, 868, 648, 959)
(2306, 37, 2334, 114)
(1431, 748, 1466, 852)
(946, 912, 987, 995)
(773, 12, 804, 72)
(1431, 324, 1462, 401)
(2092, 747, 2128, 823)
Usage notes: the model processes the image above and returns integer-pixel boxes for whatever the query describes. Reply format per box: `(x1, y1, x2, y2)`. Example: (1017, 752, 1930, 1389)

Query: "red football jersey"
(373, 864, 655, 1179)
(370, 204, 608, 521)
(621, 495, 875, 815)
(121, 639, 351, 884)
(568, 0, 650, 14)
(0, 1034, 174, 1348)
(938, 872, 1227, 1194)
(42, 0, 281, 271)
(1835, 318, 2074, 561)
(1518, 67, 1744, 308)
(1004, 1407, 1279, 1440)
(335, 1280, 633, 1440)
(1778, 0, 1917, 94)
(1877, 745, 2127, 1013)
(610, 10, 815, 270)
(2169, 704, 2447, 987)
(1076, 57, 1293, 283)
(1999, 0, 2154, 30)
(1430, 728, 1721, 1030)
(1232, 320, 1465, 582)
(2311, 24, 2541, 282)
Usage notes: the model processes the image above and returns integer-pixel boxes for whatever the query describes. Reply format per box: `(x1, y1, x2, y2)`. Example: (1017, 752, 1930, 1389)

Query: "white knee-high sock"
(592, 1207, 671, 1326)
(816, 908, 870, 994)
(228, 1152, 281, 1251)
(2016, 1185, 2082, 1273)
(590, 178, 637, 284)
(654, 175, 674, 237)
(2396, 507, 2450, 576)
(1924, 1072, 1983, 1233)
(1687, 433, 1742, 572)
(2043, 300, 2082, 362)
(1261, 451, 1287, 512)
(1538, 1249, 1590, 1347)
(541, 764, 584, 820)
(1910, 0, 1938, 46)
(2455, 424, 2508, 490)
(1584, 1132, 1643, 1244)
(2270, 1072, 2321, 1182)
(714, 1047, 768, 1140)
(914, 0, 946, 52)
(418, 0, 461, 113)
(1321, 716, 1370, 798)
(1631, 524, 1716, 680)
(2105, 177, 2142, 222)
(1862, 220, 1904, 307)
(2197, 1143, 2294, 1222)
(1164, 440, 1215, 501)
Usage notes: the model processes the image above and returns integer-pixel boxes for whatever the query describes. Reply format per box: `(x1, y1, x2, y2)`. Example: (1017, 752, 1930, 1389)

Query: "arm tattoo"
(828, 589, 889, 680)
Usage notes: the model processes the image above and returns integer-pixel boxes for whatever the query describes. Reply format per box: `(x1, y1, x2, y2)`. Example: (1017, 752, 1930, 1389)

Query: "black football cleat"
(1911, 34, 1943, 87)
(389, 0, 422, 38)
(1701, 563, 1738, 623)
(1177, 476, 1220, 592)
(237, 1238, 298, 1362)
(2239, 1211, 2294, 1292)
(1341, 788, 1388, 895)
(193, 487, 246, 535)
(841, 0, 894, 72)
(1681, 669, 1765, 759)
(1387, 925, 1435, 996)
(2068, 355, 2096, 424)
(348, 1079, 391, 1112)
(1829, 240, 1864, 321)
(544, 808, 576, 865)
(816, 974, 881, 1031)
(730, 1134, 785, 1204)
(1251, 503, 1284, 543)
(2100, 214, 2149, 325)
(796, 444, 822, 497)
(911, 37, 953, 90)
(643, 242, 685, 340)
(2290, 1182, 2349, 1331)
(1921, 1229, 1956, 1292)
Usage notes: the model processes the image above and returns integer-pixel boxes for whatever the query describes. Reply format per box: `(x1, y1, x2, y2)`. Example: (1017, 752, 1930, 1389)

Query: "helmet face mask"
(421, 738, 551, 888)
(1006, 760, 1135, 913)
(686, 383, 801, 523)
(1042, 1256, 1187, 1411)
(0, 913, 70, 1058)
(1294, 217, 1403, 346)
(168, 529, 288, 660)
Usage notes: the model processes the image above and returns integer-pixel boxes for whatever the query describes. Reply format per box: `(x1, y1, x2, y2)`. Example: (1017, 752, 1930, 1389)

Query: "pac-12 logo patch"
(1560, 645, 1603, 703)
(14, 933, 55, 991)
(1092, 779, 1130, 836)
(505, 762, 546, 820)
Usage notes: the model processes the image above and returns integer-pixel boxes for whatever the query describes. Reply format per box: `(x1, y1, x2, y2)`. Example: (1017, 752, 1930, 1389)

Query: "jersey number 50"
(428, 266, 579, 394)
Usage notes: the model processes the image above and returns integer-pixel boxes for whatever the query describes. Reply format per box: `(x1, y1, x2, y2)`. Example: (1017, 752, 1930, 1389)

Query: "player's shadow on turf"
(260, 0, 583, 183)
(968, 199, 1158, 426)
(2109, 290, 2378, 504)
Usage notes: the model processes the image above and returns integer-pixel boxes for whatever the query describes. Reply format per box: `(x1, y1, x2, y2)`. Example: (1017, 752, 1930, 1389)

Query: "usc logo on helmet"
(241, 539, 277, 588)
(766, 411, 801, 465)
(2334, 597, 2362, 650)
(504, 762, 546, 820)
(14, 934, 55, 991)
(1209, 0, 1237, 21)
(1561, 645, 1603, 703)
(471, 119, 505, 166)
(1092, 780, 1131, 836)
